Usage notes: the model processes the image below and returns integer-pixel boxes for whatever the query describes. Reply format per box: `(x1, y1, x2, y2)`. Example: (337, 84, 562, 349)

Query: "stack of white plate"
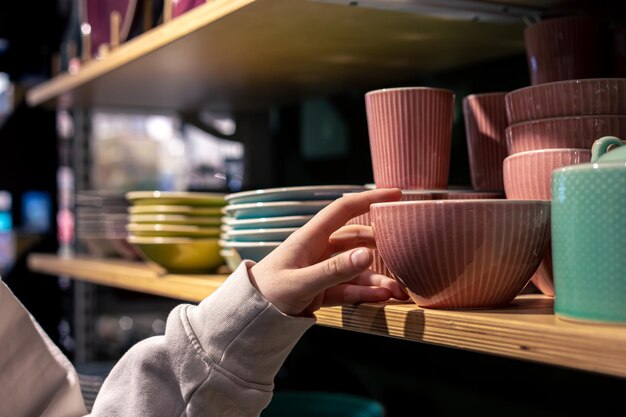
(76, 191, 139, 260)
(125, 191, 226, 274)
(220, 185, 367, 270)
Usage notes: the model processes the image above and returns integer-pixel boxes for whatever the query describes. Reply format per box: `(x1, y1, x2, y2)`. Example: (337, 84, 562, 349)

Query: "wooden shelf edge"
(26, 0, 256, 107)
(27, 253, 626, 379)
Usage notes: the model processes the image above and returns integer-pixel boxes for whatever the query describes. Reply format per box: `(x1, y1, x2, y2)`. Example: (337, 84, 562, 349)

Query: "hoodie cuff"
(186, 261, 315, 385)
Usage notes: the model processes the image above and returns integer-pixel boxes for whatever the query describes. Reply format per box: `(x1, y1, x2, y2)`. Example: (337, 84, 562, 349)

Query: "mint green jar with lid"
(552, 136, 626, 324)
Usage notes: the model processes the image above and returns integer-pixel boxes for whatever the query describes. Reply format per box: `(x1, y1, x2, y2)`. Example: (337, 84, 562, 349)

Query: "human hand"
(248, 188, 409, 317)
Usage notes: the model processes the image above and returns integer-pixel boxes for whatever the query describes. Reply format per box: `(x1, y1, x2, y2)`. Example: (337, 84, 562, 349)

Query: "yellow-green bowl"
(128, 205, 224, 216)
(128, 236, 224, 274)
(127, 223, 221, 238)
(128, 214, 222, 226)
(126, 191, 226, 207)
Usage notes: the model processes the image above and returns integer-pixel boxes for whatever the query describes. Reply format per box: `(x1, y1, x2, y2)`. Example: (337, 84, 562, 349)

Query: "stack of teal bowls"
(220, 185, 367, 270)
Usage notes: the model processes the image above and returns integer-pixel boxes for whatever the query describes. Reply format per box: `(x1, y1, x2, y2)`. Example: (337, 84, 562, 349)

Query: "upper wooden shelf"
(26, 0, 567, 111)
(28, 253, 626, 379)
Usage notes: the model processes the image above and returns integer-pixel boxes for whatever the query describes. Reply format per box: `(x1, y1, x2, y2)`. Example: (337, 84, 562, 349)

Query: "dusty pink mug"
(366, 87, 454, 190)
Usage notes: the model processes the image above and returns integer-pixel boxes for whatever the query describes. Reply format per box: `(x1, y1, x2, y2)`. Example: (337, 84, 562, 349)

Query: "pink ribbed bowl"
(503, 148, 591, 200)
(524, 16, 609, 85)
(346, 191, 432, 277)
(505, 78, 626, 124)
(506, 115, 626, 154)
(371, 200, 551, 309)
(503, 149, 590, 296)
(366, 87, 454, 189)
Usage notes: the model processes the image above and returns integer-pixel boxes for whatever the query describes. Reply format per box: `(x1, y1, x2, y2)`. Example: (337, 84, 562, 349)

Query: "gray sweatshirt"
(0, 261, 315, 416)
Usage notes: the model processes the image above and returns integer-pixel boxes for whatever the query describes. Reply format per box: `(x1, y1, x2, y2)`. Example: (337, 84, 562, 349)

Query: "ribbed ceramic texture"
(371, 201, 551, 309)
(505, 78, 626, 124)
(524, 16, 609, 85)
(463, 93, 508, 191)
(506, 115, 626, 155)
(366, 88, 454, 189)
(346, 192, 432, 277)
(503, 149, 590, 296)
(552, 168, 626, 323)
(503, 149, 591, 200)
(432, 191, 504, 200)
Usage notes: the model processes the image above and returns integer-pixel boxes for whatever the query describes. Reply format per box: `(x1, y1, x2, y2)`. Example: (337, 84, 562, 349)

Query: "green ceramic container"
(552, 136, 626, 324)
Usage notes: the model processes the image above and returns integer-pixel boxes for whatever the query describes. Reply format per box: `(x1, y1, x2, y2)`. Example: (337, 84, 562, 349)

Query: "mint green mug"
(552, 136, 626, 324)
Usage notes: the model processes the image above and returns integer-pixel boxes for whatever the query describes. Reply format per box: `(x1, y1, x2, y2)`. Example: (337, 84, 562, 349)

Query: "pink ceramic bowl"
(505, 78, 626, 124)
(506, 115, 626, 155)
(371, 200, 551, 308)
(523, 16, 610, 85)
(429, 189, 504, 200)
(345, 191, 432, 277)
(502, 148, 590, 296)
(503, 148, 591, 200)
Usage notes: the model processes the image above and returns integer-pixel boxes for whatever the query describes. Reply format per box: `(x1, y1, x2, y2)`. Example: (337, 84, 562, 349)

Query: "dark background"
(1, 1, 626, 416)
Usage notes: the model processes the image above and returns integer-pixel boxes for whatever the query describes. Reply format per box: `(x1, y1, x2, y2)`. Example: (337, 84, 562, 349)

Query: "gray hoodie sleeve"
(89, 261, 315, 417)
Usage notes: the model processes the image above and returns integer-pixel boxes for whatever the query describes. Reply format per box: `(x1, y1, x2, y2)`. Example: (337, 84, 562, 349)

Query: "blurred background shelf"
(25, 0, 577, 111)
(28, 253, 626, 379)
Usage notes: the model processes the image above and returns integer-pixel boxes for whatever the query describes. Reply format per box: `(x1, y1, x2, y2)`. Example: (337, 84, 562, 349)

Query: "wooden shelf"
(26, 0, 563, 111)
(28, 253, 626, 379)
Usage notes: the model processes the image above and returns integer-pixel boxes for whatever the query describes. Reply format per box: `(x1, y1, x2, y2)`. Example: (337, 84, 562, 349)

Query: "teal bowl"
(261, 391, 384, 417)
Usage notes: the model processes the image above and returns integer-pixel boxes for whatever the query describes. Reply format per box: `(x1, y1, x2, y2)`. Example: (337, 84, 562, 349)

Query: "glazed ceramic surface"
(223, 227, 297, 242)
(505, 78, 626, 124)
(366, 87, 454, 189)
(127, 223, 221, 238)
(552, 136, 626, 323)
(503, 149, 591, 200)
(524, 16, 609, 85)
(463, 92, 508, 191)
(219, 240, 280, 262)
(506, 115, 626, 155)
(128, 205, 223, 216)
(503, 148, 591, 296)
(223, 201, 331, 219)
(128, 214, 222, 226)
(344, 191, 432, 277)
(223, 215, 314, 230)
(128, 236, 223, 274)
(225, 185, 367, 204)
(220, 248, 242, 272)
(126, 191, 226, 206)
(371, 200, 551, 308)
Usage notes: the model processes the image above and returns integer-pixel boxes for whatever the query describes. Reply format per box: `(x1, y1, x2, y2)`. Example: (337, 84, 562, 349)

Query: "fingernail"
(350, 249, 371, 268)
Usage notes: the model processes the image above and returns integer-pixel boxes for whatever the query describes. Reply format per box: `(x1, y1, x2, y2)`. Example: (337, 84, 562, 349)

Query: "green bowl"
(261, 391, 384, 417)
(127, 223, 221, 238)
(128, 205, 224, 216)
(126, 191, 226, 207)
(128, 236, 224, 274)
(129, 214, 222, 226)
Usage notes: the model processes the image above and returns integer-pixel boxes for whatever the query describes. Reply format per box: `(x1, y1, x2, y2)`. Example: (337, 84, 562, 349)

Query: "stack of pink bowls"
(361, 87, 550, 309)
(503, 78, 626, 295)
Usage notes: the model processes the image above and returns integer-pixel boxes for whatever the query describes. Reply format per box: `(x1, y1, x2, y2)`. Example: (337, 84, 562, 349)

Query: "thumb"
(298, 247, 373, 294)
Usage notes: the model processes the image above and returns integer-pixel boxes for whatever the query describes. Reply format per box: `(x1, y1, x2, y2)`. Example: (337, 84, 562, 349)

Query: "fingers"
(297, 247, 374, 295)
(346, 270, 409, 300)
(288, 189, 401, 255)
(328, 225, 376, 251)
(321, 284, 393, 306)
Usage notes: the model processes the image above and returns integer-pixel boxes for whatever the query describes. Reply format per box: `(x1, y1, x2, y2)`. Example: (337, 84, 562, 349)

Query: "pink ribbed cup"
(371, 200, 551, 309)
(366, 87, 454, 189)
(506, 115, 626, 155)
(524, 16, 610, 85)
(503, 148, 591, 296)
(505, 78, 626, 124)
(346, 191, 432, 277)
(463, 92, 508, 191)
